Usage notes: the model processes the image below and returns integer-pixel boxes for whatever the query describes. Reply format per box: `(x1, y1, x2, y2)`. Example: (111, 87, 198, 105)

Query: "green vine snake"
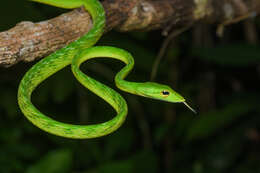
(18, 0, 196, 139)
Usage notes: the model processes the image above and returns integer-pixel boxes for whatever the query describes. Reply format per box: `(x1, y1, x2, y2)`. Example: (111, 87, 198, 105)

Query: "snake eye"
(161, 90, 170, 97)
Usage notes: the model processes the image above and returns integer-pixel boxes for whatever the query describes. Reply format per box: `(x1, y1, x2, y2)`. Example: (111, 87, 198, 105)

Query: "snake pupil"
(162, 90, 170, 95)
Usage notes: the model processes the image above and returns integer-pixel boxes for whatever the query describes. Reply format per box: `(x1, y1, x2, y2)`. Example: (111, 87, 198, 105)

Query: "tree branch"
(0, 0, 259, 67)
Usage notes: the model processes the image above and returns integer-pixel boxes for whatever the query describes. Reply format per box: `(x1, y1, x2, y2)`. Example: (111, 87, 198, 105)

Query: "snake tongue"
(183, 102, 197, 114)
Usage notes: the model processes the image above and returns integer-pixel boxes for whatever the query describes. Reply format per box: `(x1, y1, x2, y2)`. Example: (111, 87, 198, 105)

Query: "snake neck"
(115, 79, 153, 98)
(113, 53, 149, 98)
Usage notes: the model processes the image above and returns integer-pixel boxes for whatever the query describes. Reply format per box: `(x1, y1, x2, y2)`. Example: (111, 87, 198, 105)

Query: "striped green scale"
(18, 0, 195, 139)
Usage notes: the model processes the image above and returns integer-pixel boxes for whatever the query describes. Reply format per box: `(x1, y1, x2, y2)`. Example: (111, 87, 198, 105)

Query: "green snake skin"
(18, 0, 194, 139)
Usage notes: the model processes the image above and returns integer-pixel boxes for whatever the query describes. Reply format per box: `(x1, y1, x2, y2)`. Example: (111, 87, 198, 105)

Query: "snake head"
(137, 82, 184, 103)
(137, 82, 196, 113)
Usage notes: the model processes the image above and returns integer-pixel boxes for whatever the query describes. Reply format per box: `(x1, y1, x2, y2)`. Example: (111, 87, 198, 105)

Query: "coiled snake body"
(18, 0, 195, 139)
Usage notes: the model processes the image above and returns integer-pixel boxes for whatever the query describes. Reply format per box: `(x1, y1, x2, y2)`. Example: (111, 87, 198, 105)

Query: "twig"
(150, 24, 192, 81)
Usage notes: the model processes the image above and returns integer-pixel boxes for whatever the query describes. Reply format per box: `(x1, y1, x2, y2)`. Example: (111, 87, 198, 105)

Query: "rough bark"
(0, 0, 259, 67)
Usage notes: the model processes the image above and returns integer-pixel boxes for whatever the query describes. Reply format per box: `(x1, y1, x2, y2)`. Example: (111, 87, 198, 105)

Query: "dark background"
(0, 0, 260, 173)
